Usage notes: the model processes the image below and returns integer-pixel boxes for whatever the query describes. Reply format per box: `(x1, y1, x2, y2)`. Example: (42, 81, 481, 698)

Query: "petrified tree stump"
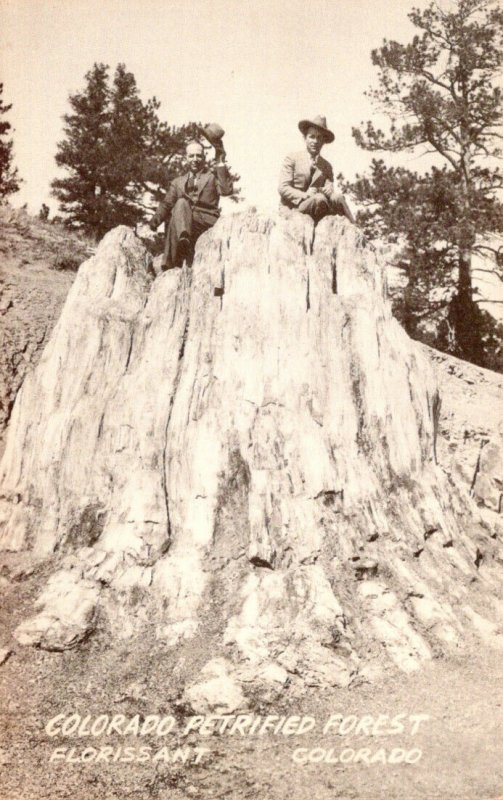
(1, 211, 501, 696)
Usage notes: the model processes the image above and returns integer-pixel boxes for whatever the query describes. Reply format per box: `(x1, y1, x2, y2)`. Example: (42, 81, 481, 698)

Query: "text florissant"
(49, 746, 209, 764)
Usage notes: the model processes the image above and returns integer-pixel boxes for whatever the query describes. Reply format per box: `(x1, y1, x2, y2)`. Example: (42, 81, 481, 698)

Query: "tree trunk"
(452, 242, 485, 365)
(453, 145, 485, 364)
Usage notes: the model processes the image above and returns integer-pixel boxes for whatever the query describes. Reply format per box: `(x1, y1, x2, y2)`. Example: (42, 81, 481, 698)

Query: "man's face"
(304, 127, 324, 157)
(186, 143, 205, 173)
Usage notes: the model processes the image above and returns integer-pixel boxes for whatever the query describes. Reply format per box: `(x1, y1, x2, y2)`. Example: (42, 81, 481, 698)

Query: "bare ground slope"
(0, 206, 90, 455)
(0, 556, 502, 800)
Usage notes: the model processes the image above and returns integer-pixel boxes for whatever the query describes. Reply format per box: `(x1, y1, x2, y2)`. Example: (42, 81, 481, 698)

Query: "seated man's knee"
(299, 195, 332, 223)
(313, 195, 330, 212)
(169, 198, 191, 224)
(173, 197, 191, 212)
(300, 194, 329, 213)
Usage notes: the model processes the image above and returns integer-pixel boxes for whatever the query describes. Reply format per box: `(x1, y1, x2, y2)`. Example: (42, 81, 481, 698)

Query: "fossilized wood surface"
(0, 211, 502, 696)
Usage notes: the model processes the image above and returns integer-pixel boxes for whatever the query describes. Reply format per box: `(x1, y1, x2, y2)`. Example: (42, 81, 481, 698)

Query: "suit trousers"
(162, 198, 216, 269)
(298, 194, 344, 224)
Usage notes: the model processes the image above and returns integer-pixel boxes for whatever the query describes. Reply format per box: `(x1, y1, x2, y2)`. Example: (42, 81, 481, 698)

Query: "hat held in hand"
(298, 115, 334, 143)
(202, 123, 225, 148)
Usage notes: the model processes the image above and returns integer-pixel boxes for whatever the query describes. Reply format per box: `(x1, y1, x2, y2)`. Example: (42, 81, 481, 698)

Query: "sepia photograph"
(0, 1, 503, 798)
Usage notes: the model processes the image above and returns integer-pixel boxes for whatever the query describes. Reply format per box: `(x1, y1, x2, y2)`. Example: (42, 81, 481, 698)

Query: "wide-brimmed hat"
(298, 115, 334, 143)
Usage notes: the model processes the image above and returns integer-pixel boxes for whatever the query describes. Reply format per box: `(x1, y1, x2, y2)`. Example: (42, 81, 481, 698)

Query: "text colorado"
(292, 747, 423, 765)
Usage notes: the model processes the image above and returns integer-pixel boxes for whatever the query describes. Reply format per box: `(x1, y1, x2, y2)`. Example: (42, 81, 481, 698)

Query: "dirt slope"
(0, 206, 91, 456)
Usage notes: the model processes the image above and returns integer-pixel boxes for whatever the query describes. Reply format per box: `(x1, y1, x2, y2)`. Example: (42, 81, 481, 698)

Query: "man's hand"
(306, 186, 319, 197)
(329, 190, 344, 204)
(319, 185, 339, 201)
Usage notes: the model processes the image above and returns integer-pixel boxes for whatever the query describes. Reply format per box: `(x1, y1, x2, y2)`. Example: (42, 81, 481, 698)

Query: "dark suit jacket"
(278, 150, 335, 208)
(151, 164, 233, 228)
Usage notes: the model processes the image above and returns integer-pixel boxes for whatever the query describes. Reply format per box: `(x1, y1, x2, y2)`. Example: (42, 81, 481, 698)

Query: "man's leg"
(328, 193, 355, 224)
(297, 194, 331, 223)
(187, 210, 217, 263)
(163, 198, 193, 269)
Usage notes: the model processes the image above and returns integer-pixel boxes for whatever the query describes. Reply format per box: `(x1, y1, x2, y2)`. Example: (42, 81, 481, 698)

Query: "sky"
(0, 0, 431, 215)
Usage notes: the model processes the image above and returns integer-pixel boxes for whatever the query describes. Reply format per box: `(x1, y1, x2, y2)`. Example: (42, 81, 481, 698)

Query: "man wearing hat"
(278, 115, 354, 223)
(149, 125, 233, 270)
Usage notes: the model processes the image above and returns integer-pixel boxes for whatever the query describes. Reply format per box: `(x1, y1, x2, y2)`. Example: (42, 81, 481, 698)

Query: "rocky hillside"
(0, 205, 92, 455)
(428, 346, 503, 516)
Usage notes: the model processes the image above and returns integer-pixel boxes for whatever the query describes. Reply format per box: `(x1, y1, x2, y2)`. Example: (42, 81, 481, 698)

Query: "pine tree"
(52, 63, 240, 240)
(344, 0, 503, 368)
(0, 83, 21, 200)
(51, 64, 111, 238)
(98, 64, 162, 229)
(52, 63, 170, 238)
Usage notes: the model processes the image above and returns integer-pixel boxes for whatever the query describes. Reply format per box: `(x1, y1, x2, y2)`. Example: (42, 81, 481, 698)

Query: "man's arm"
(278, 154, 308, 207)
(149, 183, 179, 230)
(320, 160, 335, 199)
(320, 162, 355, 223)
(214, 163, 234, 197)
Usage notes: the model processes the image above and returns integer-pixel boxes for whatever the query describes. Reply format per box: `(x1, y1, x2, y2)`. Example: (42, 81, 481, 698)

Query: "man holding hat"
(149, 124, 233, 270)
(278, 115, 354, 223)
